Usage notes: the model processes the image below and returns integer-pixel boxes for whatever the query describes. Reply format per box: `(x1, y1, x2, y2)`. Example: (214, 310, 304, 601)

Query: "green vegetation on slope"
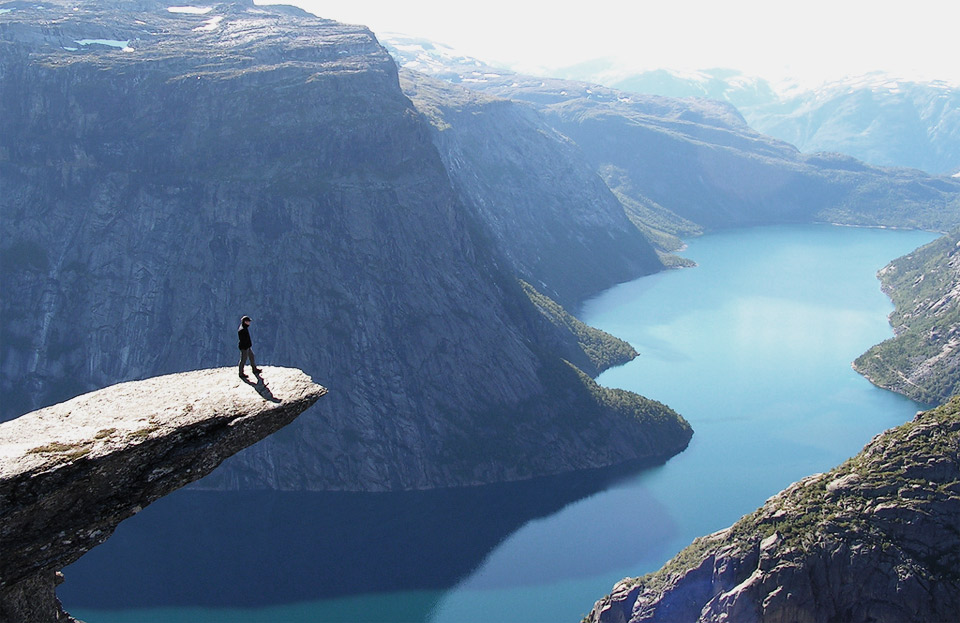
(714, 396, 960, 565)
(436, 354, 693, 482)
(593, 397, 960, 622)
(599, 164, 702, 266)
(432, 279, 692, 482)
(816, 180, 960, 232)
(855, 230, 960, 405)
(520, 280, 638, 375)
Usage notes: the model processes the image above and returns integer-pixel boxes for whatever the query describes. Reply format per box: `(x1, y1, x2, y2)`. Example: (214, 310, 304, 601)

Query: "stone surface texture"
(0, 366, 326, 621)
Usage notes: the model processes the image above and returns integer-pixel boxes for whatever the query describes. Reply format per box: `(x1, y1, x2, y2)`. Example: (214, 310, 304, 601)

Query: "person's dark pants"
(239, 348, 257, 375)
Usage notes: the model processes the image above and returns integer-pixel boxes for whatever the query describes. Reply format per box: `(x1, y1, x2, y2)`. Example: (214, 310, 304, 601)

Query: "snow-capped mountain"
(572, 67, 960, 177)
(380, 33, 516, 84)
(743, 73, 960, 176)
(381, 36, 959, 176)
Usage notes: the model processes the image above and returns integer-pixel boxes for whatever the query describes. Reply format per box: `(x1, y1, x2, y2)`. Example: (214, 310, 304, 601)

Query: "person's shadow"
(241, 373, 281, 403)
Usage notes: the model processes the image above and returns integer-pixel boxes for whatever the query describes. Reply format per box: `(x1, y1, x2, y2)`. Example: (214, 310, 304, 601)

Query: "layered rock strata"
(0, 366, 326, 622)
(587, 397, 960, 623)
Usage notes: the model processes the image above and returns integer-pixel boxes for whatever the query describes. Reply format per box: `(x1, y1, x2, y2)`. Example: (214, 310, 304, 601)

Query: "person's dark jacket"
(238, 326, 252, 350)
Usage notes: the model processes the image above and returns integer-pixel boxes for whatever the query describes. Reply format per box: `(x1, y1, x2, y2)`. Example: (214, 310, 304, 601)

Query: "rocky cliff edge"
(587, 397, 960, 623)
(0, 366, 326, 621)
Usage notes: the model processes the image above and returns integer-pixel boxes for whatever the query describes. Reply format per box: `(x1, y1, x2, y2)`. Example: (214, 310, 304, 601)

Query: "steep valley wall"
(0, 0, 691, 491)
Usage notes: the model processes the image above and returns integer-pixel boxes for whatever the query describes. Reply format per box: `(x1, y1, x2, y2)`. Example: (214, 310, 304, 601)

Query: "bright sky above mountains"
(273, 0, 960, 86)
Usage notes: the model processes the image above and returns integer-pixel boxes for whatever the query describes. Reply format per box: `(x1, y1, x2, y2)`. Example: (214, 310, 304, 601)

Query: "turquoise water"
(69, 224, 938, 623)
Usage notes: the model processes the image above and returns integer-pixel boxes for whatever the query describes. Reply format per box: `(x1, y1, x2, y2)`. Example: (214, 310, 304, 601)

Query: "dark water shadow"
(59, 458, 664, 611)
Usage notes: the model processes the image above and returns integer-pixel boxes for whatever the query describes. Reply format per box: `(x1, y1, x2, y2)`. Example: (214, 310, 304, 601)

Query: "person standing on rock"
(238, 315, 261, 379)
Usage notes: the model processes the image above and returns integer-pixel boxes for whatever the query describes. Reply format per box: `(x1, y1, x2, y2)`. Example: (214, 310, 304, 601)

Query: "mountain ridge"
(383, 37, 960, 177)
(550, 65, 960, 177)
(383, 36, 960, 239)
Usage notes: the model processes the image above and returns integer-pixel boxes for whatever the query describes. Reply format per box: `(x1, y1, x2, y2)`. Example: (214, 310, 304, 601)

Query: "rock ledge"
(0, 366, 326, 621)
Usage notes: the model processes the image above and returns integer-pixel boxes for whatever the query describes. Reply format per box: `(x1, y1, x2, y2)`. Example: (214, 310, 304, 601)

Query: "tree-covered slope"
(518, 281, 638, 377)
(854, 231, 960, 405)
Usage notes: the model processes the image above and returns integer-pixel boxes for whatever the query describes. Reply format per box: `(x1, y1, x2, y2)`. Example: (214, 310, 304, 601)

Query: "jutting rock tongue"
(0, 367, 327, 622)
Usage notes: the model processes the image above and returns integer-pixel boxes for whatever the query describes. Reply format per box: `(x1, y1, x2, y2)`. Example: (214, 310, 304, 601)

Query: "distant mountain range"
(601, 68, 960, 178)
(384, 37, 960, 177)
(385, 34, 960, 241)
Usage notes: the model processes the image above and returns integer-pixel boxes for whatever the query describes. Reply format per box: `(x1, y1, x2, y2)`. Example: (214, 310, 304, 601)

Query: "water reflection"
(62, 225, 938, 623)
(60, 459, 664, 612)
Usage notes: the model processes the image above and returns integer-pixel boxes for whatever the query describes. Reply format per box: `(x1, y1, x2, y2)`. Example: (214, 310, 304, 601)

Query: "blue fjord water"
(66, 224, 937, 622)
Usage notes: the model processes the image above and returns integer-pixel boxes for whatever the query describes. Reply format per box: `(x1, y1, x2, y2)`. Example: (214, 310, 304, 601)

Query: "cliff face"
(587, 398, 960, 623)
(0, 366, 326, 622)
(854, 231, 960, 405)
(1, 0, 692, 491)
(399, 70, 664, 309)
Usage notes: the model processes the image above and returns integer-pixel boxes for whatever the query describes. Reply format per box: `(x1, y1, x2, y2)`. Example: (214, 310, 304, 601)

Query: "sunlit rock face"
(0, 366, 326, 622)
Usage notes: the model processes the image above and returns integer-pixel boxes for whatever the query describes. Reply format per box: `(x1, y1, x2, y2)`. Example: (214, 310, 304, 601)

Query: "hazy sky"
(271, 0, 960, 86)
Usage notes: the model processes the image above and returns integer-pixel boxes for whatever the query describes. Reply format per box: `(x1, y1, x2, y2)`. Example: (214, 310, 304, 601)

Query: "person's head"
(241, 316, 251, 326)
